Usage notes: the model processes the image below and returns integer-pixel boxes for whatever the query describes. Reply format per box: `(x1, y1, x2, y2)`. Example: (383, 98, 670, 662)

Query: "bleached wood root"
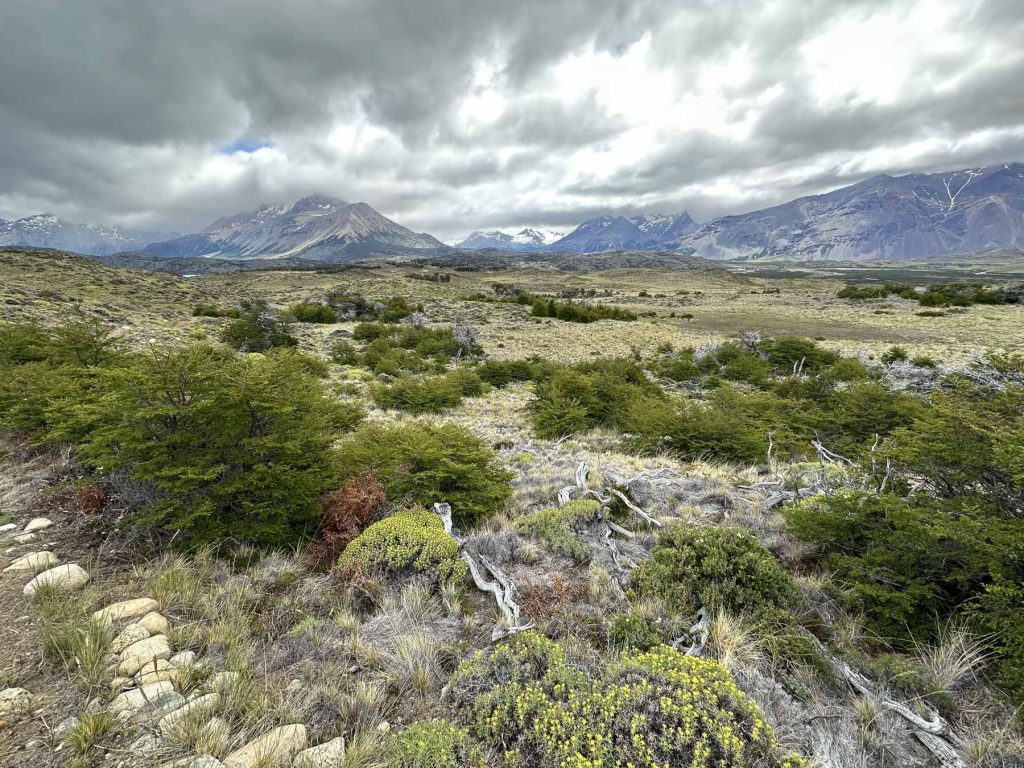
(433, 502, 532, 641)
(608, 488, 664, 528)
(670, 606, 709, 657)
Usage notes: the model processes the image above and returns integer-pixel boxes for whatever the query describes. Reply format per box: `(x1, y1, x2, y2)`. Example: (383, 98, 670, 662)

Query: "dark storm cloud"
(0, 0, 1021, 238)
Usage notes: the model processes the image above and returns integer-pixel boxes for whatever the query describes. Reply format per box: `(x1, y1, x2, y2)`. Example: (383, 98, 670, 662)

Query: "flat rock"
(23, 563, 90, 596)
(0, 688, 33, 716)
(55, 715, 80, 740)
(207, 671, 239, 693)
(138, 611, 170, 634)
(93, 597, 159, 625)
(11, 533, 38, 545)
(112, 623, 151, 654)
(169, 650, 197, 667)
(160, 757, 224, 768)
(120, 634, 172, 661)
(23, 517, 54, 533)
(293, 736, 346, 768)
(108, 681, 179, 717)
(3, 551, 59, 573)
(159, 693, 220, 738)
(223, 724, 307, 768)
(128, 731, 173, 757)
(0, 523, 17, 534)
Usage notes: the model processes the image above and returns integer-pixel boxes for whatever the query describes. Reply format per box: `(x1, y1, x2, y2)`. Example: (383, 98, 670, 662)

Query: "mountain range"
(671, 163, 1024, 261)
(0, 214, 171, 256)
(457, 213, 697, 253)
(4, 162, 1023, 263)
(137, 194, 445, 260)
(455, 228, 565, 251)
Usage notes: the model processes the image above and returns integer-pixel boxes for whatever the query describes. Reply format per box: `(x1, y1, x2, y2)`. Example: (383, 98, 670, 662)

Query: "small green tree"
(75, 345, 359, 544)
(336, 423, 513, 527)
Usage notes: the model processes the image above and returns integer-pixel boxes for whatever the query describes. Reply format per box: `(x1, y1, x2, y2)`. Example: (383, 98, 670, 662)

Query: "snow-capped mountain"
(138, 194, 447, 260)
(0, 213, 170, 256)
(671, 163, 1024, 261)
(455, 228, 564, 251)
(633, 212, 698, 241)
(547, 212, 698, 253)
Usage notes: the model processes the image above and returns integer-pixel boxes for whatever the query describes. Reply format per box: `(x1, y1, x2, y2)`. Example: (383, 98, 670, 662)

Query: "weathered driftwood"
(556, 462, 664, 528)
(794, 625, 966, 767)
(670, 606, 709, 657)
(433, 503, 532, 641)
(608, 488, 664, 528)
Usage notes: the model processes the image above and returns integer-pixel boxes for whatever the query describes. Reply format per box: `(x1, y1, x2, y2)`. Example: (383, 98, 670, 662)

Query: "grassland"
(3, 248, 1022, 365)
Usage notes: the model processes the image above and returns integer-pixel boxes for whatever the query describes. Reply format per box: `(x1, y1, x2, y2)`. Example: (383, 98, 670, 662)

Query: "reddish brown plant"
(307, 471, 387, 570)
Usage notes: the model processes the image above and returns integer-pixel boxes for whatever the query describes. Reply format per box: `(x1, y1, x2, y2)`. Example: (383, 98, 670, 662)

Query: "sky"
(0, 0, 1022, 242)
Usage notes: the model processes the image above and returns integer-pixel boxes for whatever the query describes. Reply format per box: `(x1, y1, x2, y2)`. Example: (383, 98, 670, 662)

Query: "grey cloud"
(0, 0, 1021, 239)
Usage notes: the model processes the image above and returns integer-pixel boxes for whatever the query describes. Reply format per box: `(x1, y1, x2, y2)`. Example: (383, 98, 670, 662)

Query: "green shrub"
(476, 358, 552, 387)
(515, 499, 601, 561)
(220, 303, 297, 351)
(337, 507, 467, 585)
(386, 720, 487, 768)
(608, 611, 667, 650)
(633, 525, 797, 616)
(289, 302, 337, 323)
(192, 304, 240, 318)
(531, 358, 662, 439)
(76, 346, 359, 545)
(648, 348, 701, 381)
(761, 336, 838, 374)
(328, 340, 361, 365)
(881, 345, 908, 364)
(336, 423, 513, 527)
(371, 369, 484, 414)
(448, 631, 796, 767)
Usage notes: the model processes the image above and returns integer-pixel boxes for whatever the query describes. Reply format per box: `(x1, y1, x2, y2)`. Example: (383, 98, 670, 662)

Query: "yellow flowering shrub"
(336, 506, 467, 585)
(515, 499, 602, 561)
(449, 631, 805, 768)
(386, 719, 488, 767)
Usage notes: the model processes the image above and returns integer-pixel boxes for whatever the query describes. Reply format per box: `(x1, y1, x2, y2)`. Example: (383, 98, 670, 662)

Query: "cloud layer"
(1, 0, 1022, 239)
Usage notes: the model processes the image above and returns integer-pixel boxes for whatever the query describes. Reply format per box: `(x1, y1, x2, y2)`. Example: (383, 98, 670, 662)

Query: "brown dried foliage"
(307, 471, 387, 570)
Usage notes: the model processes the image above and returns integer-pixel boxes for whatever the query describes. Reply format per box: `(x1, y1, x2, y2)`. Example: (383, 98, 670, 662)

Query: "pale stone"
(3, 550, 59, 572)
(111, 623, 151, 654)
(12, 532, 38, 545)
(160, 757, 223, 768)
(92, 597, 159, 625)
(137, 668, 179, 686)
(0, 523, 17, 534)
(55, 716, 80, 740)
(293, 736, 346, 768)
(23, 563, 90, 596)
(109, 676, 132, 693)
(128, 732, 172, 757)
(0, 687, 33, 716)
(223, 724, 307, 768)
(23, 517, 53, 533)
(158, 693, 220, 738)
(138, 611, 170, 634)
(120, 634, 172, 661)
(169, 650, 197, 667)
(207, 671, 239, 692)
(108, 681, 178, 717)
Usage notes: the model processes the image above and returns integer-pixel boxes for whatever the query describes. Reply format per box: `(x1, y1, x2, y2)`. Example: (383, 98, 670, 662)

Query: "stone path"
(0, 515, 344, 768)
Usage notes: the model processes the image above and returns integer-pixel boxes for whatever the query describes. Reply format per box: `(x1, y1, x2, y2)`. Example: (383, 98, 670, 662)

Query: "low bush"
(475, 358, 553, 387)
(79, 345, 358, 544)
(336, 423, 513, 527)
(448, 631, 802, 767)
(336, 507, 467, 586)
(307, 471, 388, 570)
(192, 304, 240, 318)
(289, 302, 337, 323)
(633, 524, 797, 617)
(515, 499, 601, 561)
(220, 303, 297, 351)
(608, 610, 667, 650)
(385, 720, 487, 768)
(531, 358, 662, 438)
(371, 369, 484, 414)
